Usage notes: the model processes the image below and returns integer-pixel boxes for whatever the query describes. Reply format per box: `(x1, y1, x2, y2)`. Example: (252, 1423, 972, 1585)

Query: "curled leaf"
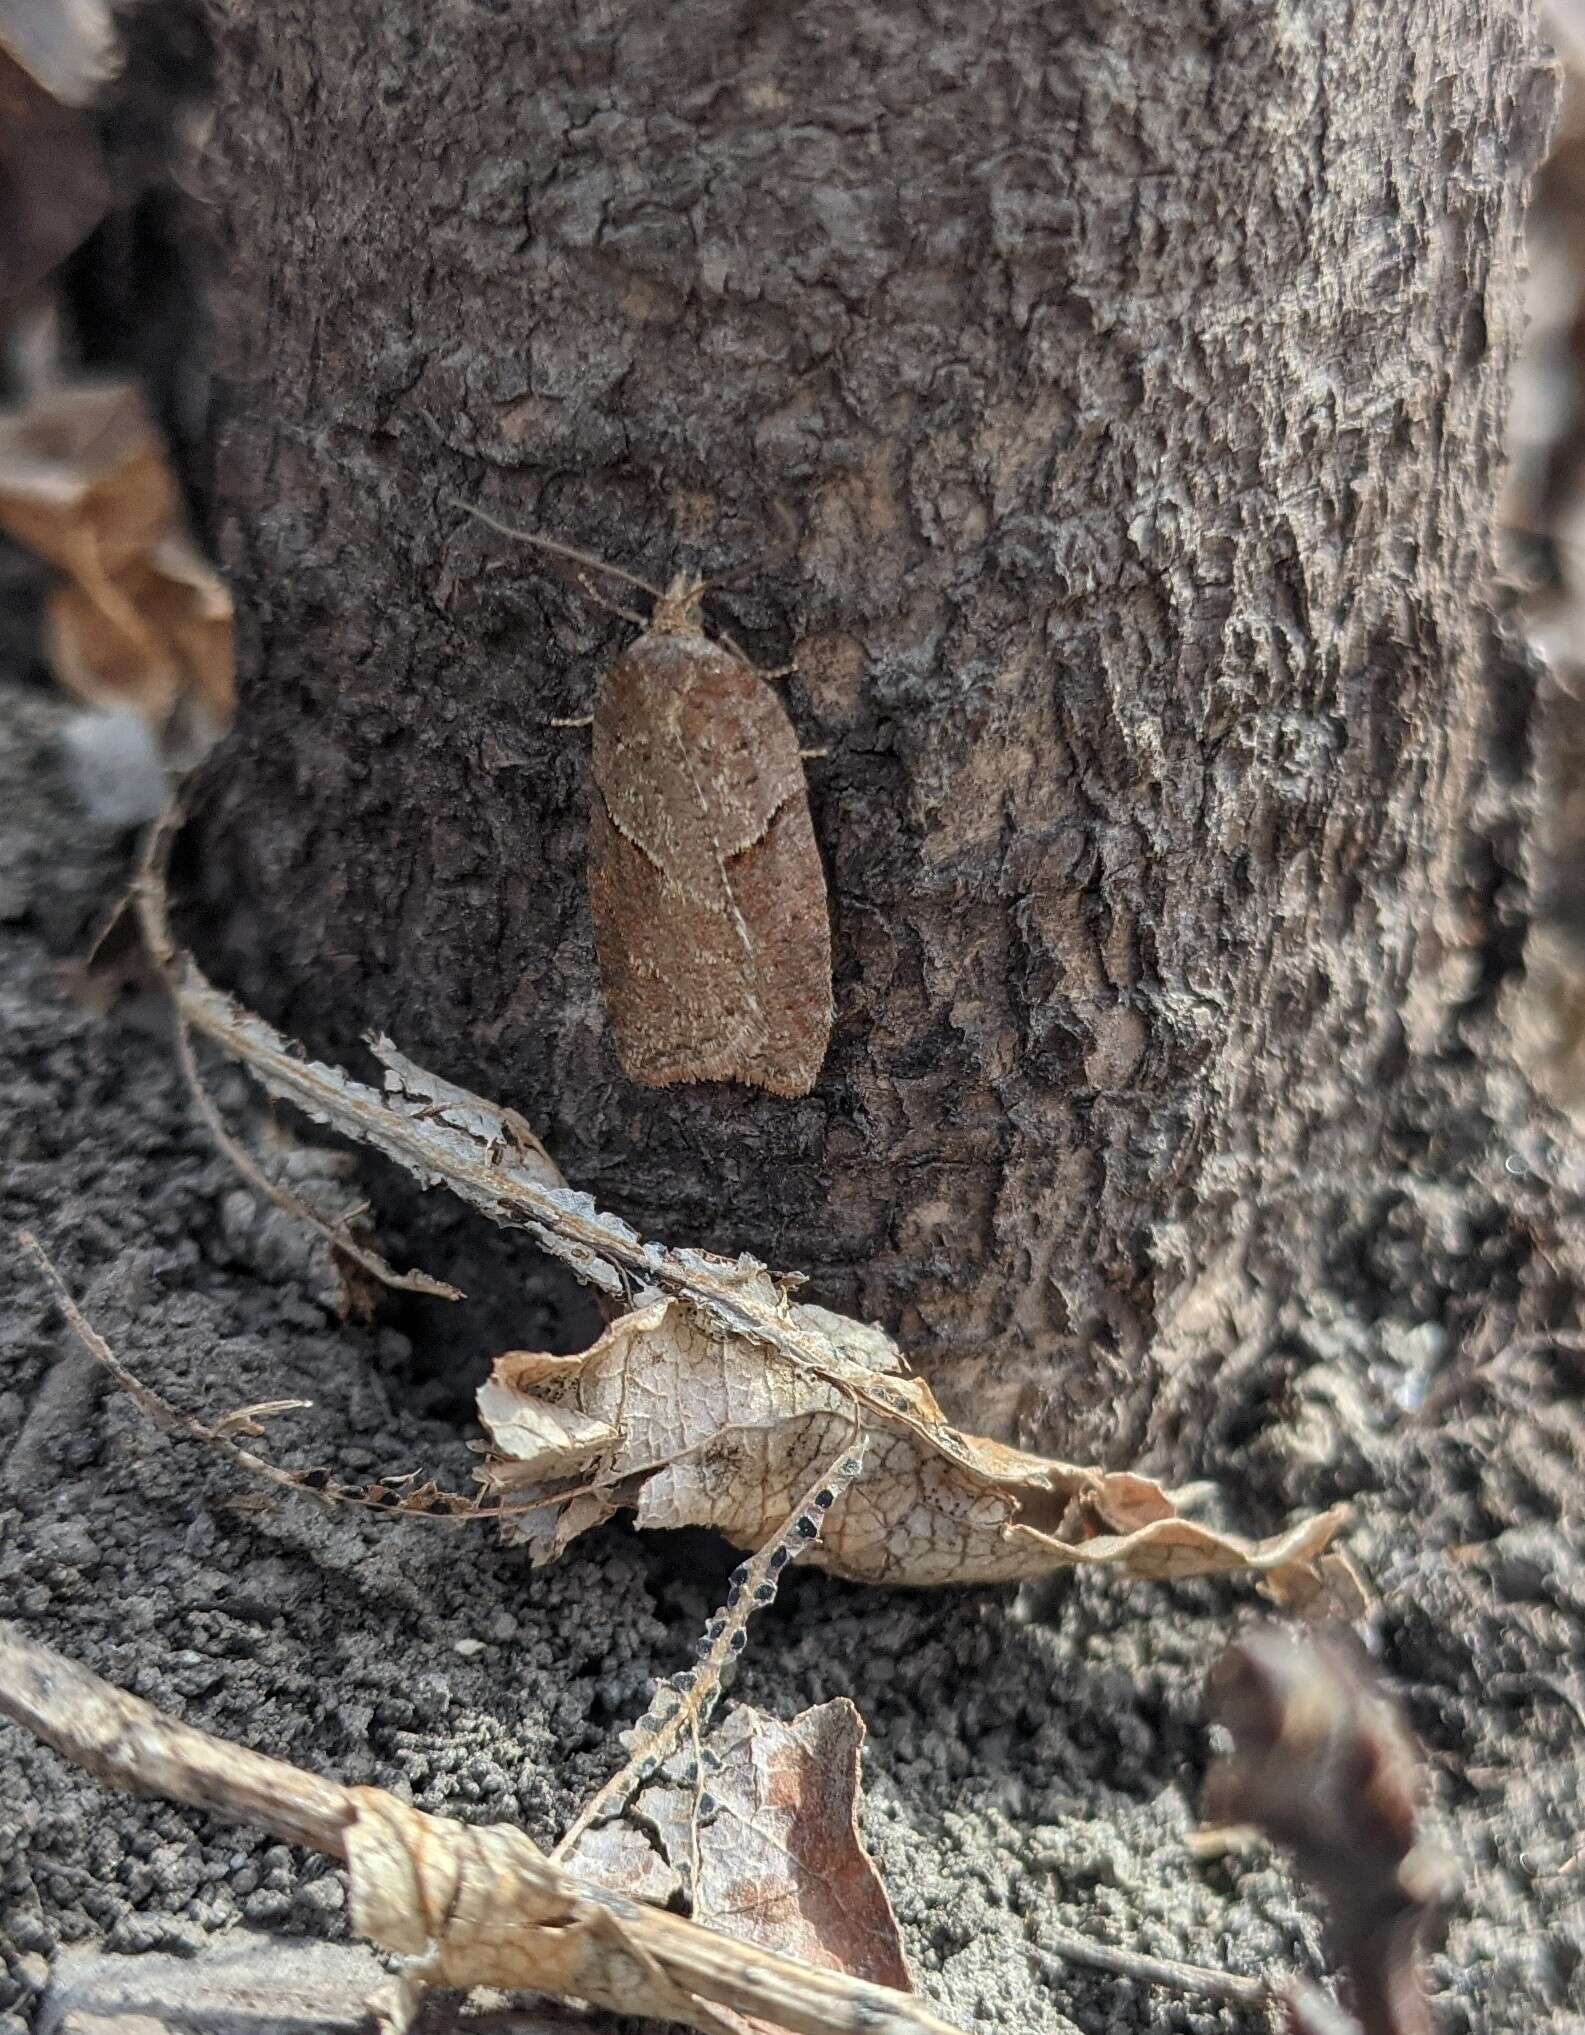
(0, 1623, 968, 2035)
(478, 1292, 1358, 1600)
(138, 861, 1360, 1612)
(0, 377, 233, 728)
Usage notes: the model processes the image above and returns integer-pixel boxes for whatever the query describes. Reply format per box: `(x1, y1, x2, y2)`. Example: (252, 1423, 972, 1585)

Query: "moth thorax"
(651, 574, 708, 637)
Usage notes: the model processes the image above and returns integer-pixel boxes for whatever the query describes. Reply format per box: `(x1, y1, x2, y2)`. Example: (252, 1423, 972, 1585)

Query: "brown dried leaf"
(0, 1623, 967, 2035)
(346, 1787, 950, 2035)
(0, 378, 233, 727)
(571, 1819, 683, 1907)
(0, 51, 109, 306)
(631, 1702, 911, 2025)
(179, 1018, 462, 1305)
(477, 1293, 1356, 1598)
(1205, 1630, 1455, 2035)
(367, 1031, 566, 1195)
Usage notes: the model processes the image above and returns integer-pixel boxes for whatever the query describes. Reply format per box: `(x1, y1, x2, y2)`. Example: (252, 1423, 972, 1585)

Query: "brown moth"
(455, 505, 833, 1096)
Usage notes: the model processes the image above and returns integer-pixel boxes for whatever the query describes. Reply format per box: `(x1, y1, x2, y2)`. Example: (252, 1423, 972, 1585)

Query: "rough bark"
(193, 0, 1551, 1458)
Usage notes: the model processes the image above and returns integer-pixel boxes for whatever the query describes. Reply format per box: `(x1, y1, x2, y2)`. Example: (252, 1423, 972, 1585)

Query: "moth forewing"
(590, 619, 832, 1096)
(451, 505, 834, 1095)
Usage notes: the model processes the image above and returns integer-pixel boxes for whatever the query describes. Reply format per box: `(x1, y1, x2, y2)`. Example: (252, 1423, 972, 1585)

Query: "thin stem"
(1034, 1920, 1269, 2009)
(0, 1622, 355, 1858)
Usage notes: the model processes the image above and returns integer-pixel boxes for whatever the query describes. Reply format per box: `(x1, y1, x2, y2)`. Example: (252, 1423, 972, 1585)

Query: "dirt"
(1, 671, 1582, 2035)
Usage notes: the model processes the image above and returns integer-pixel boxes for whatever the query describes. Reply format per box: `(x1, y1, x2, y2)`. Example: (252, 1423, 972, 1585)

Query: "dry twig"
(173, 1014, 462, 1301)
(555, 1427, 867, 1861)
(22, 1233, 490, 1526)
(1032, 1920, 1268, 2010)
(0, 1623, 969, 2035)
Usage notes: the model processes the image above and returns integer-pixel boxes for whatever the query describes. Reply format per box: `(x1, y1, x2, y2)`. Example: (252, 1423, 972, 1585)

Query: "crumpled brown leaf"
(0, 376, 233, 727)
(477, 1288, 1360, 1602)
(0, 1620, 966, 2035)
(344, 1783, 959, 2035)
(570, 1817, 683, 1906)
(610, 1700, 913, 2031)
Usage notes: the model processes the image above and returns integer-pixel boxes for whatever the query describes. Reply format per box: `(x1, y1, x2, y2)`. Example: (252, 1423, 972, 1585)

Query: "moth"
(456, 504, 833, 1097)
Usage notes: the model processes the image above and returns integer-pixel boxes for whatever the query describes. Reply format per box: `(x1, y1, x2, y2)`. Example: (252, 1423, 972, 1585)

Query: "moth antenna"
(445, 498, 667, 604)
(574, 570, 647, 628)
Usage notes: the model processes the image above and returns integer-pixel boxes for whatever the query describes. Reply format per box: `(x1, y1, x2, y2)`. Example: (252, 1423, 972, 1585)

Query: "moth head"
(651, 574, 708, 638)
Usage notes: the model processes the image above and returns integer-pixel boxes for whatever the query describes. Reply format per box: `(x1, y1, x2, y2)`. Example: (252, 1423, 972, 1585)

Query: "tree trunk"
(192, 0, 1551, 1463)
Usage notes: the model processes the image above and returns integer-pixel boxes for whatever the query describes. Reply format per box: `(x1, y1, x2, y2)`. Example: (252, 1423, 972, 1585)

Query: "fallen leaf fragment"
(177, 1017, 461, 1305)
(571, 1818, 682, 1906)
(477, 1295, 1359, 1601)
(0, 376, 233, 729)
(626, 1701, 912, 2021)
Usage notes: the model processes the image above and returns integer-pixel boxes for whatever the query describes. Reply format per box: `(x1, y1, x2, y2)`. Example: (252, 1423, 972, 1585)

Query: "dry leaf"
(623, 1701, 911, 2024)
(178, 1019, 463, 1306)
(369, 1034, 564, 1193)
(0, 377, 233, 728)
(477, 1293, 1355, 1598)
(570, 1819, 682, 1906)
(1205, 1630, 1455, 2035)
(139, 855, 1359, 1611)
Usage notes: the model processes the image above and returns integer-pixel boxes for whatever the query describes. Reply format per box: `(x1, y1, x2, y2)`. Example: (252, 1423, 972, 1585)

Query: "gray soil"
(1, 670, 1582, 2035)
